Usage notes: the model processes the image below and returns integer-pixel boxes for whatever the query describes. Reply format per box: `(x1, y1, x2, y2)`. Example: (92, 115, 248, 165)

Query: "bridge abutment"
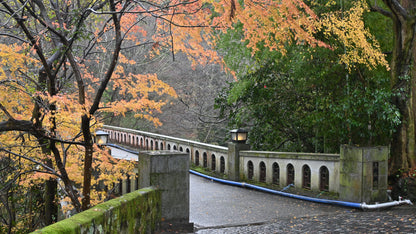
(137, 150, 194, 232)
(339, 145, 389, 203)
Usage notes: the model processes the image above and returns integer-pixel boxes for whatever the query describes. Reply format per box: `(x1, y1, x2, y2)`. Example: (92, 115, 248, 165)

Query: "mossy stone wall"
(31, 187, 161, 234)
(339, 145, 388, 203)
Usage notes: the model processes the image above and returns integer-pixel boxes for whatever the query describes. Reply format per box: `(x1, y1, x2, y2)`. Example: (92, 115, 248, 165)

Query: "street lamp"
(230, 129, 248, 144)
(94, 130, 109, 146)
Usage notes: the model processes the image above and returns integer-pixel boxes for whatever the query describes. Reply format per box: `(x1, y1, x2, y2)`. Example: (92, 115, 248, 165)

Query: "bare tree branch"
(0, 148, 59, 176)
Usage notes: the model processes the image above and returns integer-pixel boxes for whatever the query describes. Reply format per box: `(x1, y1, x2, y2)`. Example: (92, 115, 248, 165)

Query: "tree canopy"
(216, 0, 416, 176)
(1, 0, 416, 232)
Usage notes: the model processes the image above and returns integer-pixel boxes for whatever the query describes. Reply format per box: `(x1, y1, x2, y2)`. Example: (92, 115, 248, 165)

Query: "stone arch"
(195, 150, 200, 166)
(319, 166, 329, 191)
(259, 161, 266, 182)
(272, 162, 280, 185)
(203, 152, 208, 168)
(220, 156, 225, 173)
(287, 164, 294, 186)
(302, 164, 311, 189)
(247, 161, 254, 180)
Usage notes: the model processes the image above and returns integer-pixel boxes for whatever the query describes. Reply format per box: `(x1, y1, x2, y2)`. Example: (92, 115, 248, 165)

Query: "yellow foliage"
(3, 0, 390, 226)
(0, 43, 37, 79)
(318, 0, 389, 71)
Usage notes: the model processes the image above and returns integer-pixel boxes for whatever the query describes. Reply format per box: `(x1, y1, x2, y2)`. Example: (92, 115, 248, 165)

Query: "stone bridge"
(103, 125, 389, 203)
(33, 125, 410, 233)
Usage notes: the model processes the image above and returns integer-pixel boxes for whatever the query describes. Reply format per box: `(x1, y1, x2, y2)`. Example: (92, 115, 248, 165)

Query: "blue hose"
(190, 169, 362, 209)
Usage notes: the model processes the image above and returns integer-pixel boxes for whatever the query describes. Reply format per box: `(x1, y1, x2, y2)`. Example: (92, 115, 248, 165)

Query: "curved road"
(190, 174, 351, 229)
(189, 174, 416, 233)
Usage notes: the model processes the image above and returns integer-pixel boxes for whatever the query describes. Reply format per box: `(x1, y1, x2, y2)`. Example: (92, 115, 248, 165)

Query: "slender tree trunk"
(81, 115, 93, 211)
(44, 178, 57, 224)
(385, 0, 416, 174)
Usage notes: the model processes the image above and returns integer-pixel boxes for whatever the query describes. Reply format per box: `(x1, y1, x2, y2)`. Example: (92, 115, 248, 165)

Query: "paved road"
(189, 174, 416, 233)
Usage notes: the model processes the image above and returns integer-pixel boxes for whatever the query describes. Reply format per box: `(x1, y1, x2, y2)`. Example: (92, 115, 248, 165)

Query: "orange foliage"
(0, 0, 389, 224)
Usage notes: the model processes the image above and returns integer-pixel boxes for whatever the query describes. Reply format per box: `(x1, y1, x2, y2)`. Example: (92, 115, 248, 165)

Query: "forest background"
(1, 0, 415, 233)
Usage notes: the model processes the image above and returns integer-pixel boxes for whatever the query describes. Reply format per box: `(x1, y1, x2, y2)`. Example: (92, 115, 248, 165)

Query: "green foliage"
(215, 0, 398, 153)
(216, 40, 398, 152)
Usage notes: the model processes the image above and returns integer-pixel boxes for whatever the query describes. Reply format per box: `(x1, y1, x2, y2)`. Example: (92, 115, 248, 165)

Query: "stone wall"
(31, 187, 161, 234)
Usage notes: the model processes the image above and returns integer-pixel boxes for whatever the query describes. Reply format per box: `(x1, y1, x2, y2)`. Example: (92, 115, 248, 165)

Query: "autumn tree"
(214, 0, 416, 176)
(0, 0, 218, 231)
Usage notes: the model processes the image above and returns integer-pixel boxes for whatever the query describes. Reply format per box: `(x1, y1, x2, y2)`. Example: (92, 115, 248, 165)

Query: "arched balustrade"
(211, 154, 216, 171)
(220, 157, 225, 173)
(287, 164, 294, 186)
(195, 150, 200, 166)
(259, 162, 266, 183)
(247, 161, 254, 180)
(203, 152, 208, 168)
(272, 162, 279, 185)
(319, 166, 329, 191)
(103, 126, 346, 194)
(302, 165, 311, 189)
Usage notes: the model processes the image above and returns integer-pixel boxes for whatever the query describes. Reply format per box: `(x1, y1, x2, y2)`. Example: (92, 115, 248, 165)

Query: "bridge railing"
(103, 125, 389, 203)
(239, 151, 340, 193)
(103, 125, 229, 173)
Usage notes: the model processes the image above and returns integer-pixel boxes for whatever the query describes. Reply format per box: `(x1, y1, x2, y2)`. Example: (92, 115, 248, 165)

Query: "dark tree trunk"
(44, 178, 57, 225)
(383, 0, 416, 174)
(81, 115, 93, 211)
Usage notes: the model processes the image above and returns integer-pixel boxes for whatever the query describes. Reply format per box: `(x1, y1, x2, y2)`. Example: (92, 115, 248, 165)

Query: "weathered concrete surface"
(190, 174, 415, 233)
(138, 151, 190, 225)
(189, 174, 351, 229)
(195, 206, 416, 233)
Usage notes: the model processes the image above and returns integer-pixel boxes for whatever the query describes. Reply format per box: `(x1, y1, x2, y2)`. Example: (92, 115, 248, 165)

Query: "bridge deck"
(189, 173, 350, 229)
(189, 174, 416, 233)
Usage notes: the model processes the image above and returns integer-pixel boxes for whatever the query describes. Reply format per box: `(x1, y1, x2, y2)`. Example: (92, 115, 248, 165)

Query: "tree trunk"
(44, 178, 57, 225)
(81, 115, 93, 211)
(385, 0, 416, 174)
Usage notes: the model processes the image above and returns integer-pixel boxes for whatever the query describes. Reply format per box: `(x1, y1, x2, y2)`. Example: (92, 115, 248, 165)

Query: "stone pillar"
(339, 145, 389, 203)
(227, 142, 250, 181)
(138, 150, 193, 231)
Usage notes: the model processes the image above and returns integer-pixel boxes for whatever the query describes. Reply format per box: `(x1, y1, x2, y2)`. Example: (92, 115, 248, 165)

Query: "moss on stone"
(31, 187, 161, 234)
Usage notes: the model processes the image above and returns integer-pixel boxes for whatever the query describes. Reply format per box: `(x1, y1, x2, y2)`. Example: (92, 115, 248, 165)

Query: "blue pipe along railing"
(189, 170, 413, 210)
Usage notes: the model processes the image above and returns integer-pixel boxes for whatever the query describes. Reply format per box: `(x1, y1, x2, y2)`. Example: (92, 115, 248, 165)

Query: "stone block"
(339, 145, 388, 203)
(138, 150, 191, 228)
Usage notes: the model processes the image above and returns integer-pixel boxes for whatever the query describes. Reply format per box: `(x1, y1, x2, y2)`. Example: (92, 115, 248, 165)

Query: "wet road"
(189, 174, 416, 233)
(189, 174, 350, 229)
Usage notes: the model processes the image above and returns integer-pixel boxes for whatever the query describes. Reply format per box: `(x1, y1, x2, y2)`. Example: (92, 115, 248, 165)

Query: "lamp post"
(228, 128, 250, 181)
(230, 128, 248, 144)
(94, 130, 109, 146)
